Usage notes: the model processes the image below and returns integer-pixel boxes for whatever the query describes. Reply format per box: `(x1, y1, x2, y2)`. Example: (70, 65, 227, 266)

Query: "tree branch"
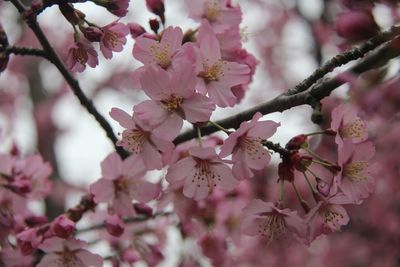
(9, 0, 129, 159)
(3, 46, 51, 60)
(174, 35, 400, 145)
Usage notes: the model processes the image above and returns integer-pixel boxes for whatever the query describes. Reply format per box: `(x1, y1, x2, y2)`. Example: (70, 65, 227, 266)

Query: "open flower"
(166, 146, 238, 200)
(134, 61, 215, 140)
(331, 104, 368, 147)
(195, 21, 250, 107)
(100, 20, 129, 59)
(241, 199, 307, 244)
(334, 141, 376, 204)
(37, 237, 103, 267)
(65, 38, 98, 72)
(220, 112, 280, 180)
(90, 153, 160, 216)
(110, 107, 174, 170)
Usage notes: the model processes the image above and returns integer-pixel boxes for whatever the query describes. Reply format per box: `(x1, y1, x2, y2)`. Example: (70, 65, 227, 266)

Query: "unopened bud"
(105, 214, 125, 237)
(134, 203, 153, 217)
(286, 134, 308, 150)
(59, 3, 81, 25)
(128, 23, 146, 39)
(291, 152, 313, 172)
(16, 228, 41, 255)
(146, 0, 165, 24)
(52, 215, 76, 239)
(336, 10, 379, 41)
(149, 19, 160, 34)
(82, 26, 104, 42)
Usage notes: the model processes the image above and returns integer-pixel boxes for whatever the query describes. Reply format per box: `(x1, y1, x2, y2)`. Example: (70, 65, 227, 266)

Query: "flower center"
(72, 47, 88, 65)
(105, 31, 120, 48)
(344, 161, 369, 182)
(205, 0, 220, 22)
(241, 137, 266, 161)
(320, 205, 344, 230)
(161, 94, 183, 111)
(340, 118, 367, 139)
(58, 250, 78, 267)
(192, 160, 220, 190)
(149, 44, 171, 69)
(114, 176, 129, 193)
(122, 129, 146, 154)
(258, 213, 286, 243)
(198, 60, 225, 83)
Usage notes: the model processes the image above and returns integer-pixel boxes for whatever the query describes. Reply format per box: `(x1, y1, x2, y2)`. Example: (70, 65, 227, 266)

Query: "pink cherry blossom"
(166, 146, 239, 200)
(220, 112, 280, 180)
(335, 141, 376, 204)
(185, 0, 242, 33)
(195, 21, 250, 107)
(241, 199, 307, 244)
(110, 107, 174, 170)
(331, 104, 368, 147)
(133, 26, 183, 70)
(37, 237, 103, 267)
(52, 215, 75, 239)
(99, 20, 129, 59)
(134, 61, 215, 140)
(64, 38, 98, 72)
(306, 193, 352, 242)
(90, 152, 160, 216)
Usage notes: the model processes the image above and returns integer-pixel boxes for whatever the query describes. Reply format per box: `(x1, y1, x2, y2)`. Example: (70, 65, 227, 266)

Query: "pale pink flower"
(90, 152, 160, 216)
(133, 26, 183, 70)
(195, 21, 250, 107)
(37, 237, 103, 267)
(331, 104, 368, 147)
(335, 141, 376, 204)
(100, 20, 129, 59)
(110, 107, 174, 170)
(166, 146, 239, 200)
(306, 193, 352, 242)
(16, 228, 42, 255)
(185, 0, 242, 33)
(220, 112, 280, 180)
(134, 61, 215, 140)
(241, 199, 307, 244)
(65, 38, 98, 72)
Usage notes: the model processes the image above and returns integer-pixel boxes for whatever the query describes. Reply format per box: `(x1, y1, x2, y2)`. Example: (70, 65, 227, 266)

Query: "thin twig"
(3, 46, 51, 61)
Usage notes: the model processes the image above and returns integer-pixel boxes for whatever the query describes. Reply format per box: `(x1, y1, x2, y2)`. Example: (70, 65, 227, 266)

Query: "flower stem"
(209, 121, 231, 134)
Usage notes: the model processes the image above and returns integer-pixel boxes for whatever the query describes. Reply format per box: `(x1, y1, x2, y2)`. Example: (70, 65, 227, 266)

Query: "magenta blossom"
(133, 26, 183, 70)
(134, 61, 215, 140)
(220, 112, 280, 180)
(166, 146, 239, 200)
(64, 38, 98, 72)
(37, 237, 103, 267)
(195, 21, 250, 107)
(90, 153, 160, 216)
(110, 107, 174, 170)
(100, 20, 129, 59)
(241, 199, 307, 244)
(331, 104, 368, 147)
(334, 141, 376, 204)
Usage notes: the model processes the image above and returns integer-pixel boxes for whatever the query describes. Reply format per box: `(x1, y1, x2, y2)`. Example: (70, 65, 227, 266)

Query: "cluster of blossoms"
(0, 0, 385, 266)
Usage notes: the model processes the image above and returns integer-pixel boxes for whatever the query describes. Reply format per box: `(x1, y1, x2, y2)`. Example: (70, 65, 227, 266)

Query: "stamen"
(344, 161, 369, 182)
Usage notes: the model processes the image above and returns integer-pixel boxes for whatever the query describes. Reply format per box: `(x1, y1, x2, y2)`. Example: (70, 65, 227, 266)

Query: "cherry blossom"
(166, 146, 239, 200)
(335, 141, 376, 204)
(134, 61, 215, 140)
(36, 237, 103, 267)
(64, 38, 98, 72)
(99, 20, 129, 59)
(220, 112, 280, 180)
(195, 21, 250, 107)
(241, 199, 307, 244)
(90, 153, 160, 216)
(331, 104, 368, 147)
(110, 107, 174, 170)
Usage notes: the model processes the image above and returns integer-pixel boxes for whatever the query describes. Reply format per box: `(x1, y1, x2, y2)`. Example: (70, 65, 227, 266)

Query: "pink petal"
(211, 163, 238, 191)
(134, 100, 169, 128)
(160, 26, 183, 53)
(129, 180, 161, 202)
(243, 199, 274, 216)
(75, 250, 103, 267)
(152, 113, 183, 141)
(90, 178, 114, 203)
(207, 81, 237, 107)
(219, 61, 250, 87)
(110, 107, 135, 129)
(198, 21, 221, 64)
(140, 66, 171, 100)
(122, 155, 147, 178)
(166, 157, 197, 184)
(101, 153, 123, 179)
(219, 131, 239, 158)
(142, 140, 163, 170)
(232, 160, 254, 180)
(36, 253, 60, 267)
(183, 168, 210, 200)
(247, 121, 280, 139)
(181, 94, 215, 123)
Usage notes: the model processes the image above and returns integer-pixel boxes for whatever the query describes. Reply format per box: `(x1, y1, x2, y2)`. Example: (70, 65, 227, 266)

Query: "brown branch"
(9, 0, 129, 159)
(174, 36, 400, 145)
(3, 46, 51, 60)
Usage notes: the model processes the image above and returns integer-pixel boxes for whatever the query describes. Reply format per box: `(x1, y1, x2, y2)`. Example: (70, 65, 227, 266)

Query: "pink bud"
(316, 177, 330, 197)
(82, 26, 104, 42)
(105, 214, 125, 237)
(122, 249, 140, 264)
(52, 215, 76, 239)
(134, 203, 153, 217)
(286, 134, 308, 150)
(149, 19, 160, 34)
(128, 23, 146, 39)
(336, 10, 379, 41)
(25, 215, 48, 227)
(146, 0, 165, 22)
(291, 152, 313, 172)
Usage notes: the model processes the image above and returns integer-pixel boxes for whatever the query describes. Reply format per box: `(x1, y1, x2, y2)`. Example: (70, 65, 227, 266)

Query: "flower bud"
(82, 26, 104, 42)
(146, 0, 165, 23)
(52, 215, 76, 239)
(134, 203, 153, 217)
(336, 10, 379, 41)
(149, 19, 160, 34)
(122, 249, 140, 264)
(25, 215, 48, 227)
(105, 214, 125, 237)
(128, 23, 146, 39)
(16, 228, 41, 255)
(59, 3, 81, 25)
(291, 152, 313, 172)
(286, 134, 308, 150)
